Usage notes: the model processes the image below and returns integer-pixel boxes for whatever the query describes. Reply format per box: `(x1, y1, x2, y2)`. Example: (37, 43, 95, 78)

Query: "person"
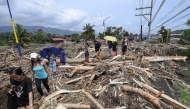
(112, 41, 117, 55)
(107, 41, 113, 57)
(94, 40, 101, 61)
(121, 38, 128, 59)
(59, 48, 66, 65)
(46, 49, 56, 78)
(8, 67, 34, 109)
(30, 53, 51, 101)
(84, 42, 90, 63)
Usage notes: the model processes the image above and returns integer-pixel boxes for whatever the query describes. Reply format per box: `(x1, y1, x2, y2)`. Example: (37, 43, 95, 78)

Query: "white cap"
(30, 53, 38, 59)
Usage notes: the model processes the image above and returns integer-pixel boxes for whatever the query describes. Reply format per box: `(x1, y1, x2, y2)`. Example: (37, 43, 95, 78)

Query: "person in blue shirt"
(30, 53, 51, 102)
(59, 48, 66, 65)
(108, 41, 113, 57)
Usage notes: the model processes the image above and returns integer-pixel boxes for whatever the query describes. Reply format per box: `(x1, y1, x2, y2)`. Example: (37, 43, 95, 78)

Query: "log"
(59, 103, 91, 109)
(142, 56, 188, 62)
(110, 54, 121, 62)
(81, 90, 104, 109)
(125, 56, 136, 60)
(139, 82, 189, 109)
(56, 104, 67, 109)
(58, 66, 94, 70)
(121, 85, 163, 109)
(74, 52, 84, 59)
(44, 89, 82, 101)
(65, 74, 92, 84)
(84, 62, 101, 66)
(56, 58, 85, 64)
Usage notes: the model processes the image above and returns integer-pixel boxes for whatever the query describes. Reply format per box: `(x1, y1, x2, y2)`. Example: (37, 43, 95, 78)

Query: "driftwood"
(110, 54, 121, 62)
(121, 85, 163, 109)
(142, 56, 188, 62)
(65, 74, 92, 84)
(81, 90, 104, 109)
(56, 58, 85, 64)
(59, 103, 91, 109)
(84, 62, 101, 66)
(129, 65, 152, 78)
(56, 104, 67, 109)
(139, 82, 189, 109)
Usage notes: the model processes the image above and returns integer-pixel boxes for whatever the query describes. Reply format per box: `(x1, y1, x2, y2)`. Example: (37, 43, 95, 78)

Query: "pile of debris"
(0, 41, 190, 109)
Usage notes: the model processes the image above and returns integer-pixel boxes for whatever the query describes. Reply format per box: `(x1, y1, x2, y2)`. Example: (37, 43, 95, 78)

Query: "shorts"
(122, 47, 127, 52)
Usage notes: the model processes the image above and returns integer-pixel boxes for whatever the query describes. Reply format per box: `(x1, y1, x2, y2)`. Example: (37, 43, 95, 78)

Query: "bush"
(180, 47, 190, 60)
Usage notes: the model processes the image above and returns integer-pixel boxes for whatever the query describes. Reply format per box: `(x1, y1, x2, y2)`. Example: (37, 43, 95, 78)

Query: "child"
(46, 49, 56, 78)
(59, 48, 66, 65)
(84, 43, 90, 63)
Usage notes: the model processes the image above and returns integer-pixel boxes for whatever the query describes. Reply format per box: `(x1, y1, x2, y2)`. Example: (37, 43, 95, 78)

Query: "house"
(170, 30, 183, 38)
(64, 37, 72, 42)
(51, 38, 64, 43)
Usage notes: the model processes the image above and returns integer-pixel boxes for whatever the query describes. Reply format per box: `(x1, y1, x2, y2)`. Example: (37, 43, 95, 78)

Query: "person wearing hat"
(30, 53, 51, 101)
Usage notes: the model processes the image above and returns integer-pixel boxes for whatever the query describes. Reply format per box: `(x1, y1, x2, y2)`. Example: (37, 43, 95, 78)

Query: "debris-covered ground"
(0, 39, 190, 109)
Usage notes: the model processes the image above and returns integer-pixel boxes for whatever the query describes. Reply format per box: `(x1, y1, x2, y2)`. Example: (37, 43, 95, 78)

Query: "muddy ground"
(0, 39, 190, 109)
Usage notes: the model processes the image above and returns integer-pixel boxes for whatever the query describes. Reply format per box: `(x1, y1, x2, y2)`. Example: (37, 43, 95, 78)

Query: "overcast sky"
(0, 0, 189, 34)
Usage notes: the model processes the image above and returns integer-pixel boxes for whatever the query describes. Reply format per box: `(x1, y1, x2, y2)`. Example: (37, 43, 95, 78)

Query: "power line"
(169, 23, 186, 29)
(165, 13, 190, 26)
(152, 0, 166, 23)
(151, 6, 190, 31)
(152, 0, 186, 28)
(27, 0, 82, 18)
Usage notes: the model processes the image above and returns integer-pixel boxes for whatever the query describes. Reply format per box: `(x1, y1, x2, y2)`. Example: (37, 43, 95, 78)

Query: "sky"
(0, 0, 189, 35)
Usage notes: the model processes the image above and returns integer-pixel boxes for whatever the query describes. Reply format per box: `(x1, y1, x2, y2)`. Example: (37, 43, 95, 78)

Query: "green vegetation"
(157, 26, 171, 43)
(178, 19, 190, 45)
(173, 82, 190, 107)
(180, 47, 190, 60)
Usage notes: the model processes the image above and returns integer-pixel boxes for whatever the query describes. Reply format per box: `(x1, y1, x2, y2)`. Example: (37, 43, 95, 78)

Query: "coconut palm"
(15, 24, 31, 46)
(157, 26, 167, 43)
(82, 23, 95, 40)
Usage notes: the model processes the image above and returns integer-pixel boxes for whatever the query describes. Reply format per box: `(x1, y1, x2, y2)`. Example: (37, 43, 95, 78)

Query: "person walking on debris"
(121, 38, 128, 59)
(46, 49, 56, 79)
(108, 41, 113, 57)
(59, 48, 66, 65)
(113, 41, 117, 55)
(94, 40, 101, 61)
(30, 53, 51, 102)
(8, 67, 34, 109)
(84, 42, 90, 63)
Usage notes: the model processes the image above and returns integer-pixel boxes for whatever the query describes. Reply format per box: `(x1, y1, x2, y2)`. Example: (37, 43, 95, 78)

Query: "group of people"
(7, 48, 66, 109)
(7, 38, 129, 109)
(84, 38, 129, 63)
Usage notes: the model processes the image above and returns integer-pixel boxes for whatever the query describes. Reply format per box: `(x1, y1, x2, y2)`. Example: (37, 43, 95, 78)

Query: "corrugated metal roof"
(51, 38, 64, 41)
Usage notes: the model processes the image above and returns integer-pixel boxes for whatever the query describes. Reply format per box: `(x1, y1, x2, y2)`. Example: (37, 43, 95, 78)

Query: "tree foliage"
(157, 26, 170, 43)
(82, 23, 95, 41)
(71, 33, 80, 43)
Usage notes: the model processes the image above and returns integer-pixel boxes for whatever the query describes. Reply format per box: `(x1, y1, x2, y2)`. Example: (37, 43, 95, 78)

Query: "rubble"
(0, 40, 190, 109)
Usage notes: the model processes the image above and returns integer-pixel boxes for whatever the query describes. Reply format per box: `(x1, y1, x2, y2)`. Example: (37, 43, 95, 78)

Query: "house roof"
(65, 37, 72, 40)
(51, 38, 64, 41)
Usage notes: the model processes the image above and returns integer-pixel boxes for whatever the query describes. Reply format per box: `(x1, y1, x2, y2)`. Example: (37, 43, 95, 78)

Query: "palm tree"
(157, 26, 167, 43)
(82, 23, 95, 41)
(15, 24, 31, 46)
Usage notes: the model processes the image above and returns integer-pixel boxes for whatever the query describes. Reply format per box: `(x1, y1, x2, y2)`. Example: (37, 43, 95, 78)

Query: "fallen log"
(110, 54, 121, 62)
(84, 62, 101, 66)
(142, 56, 188, 62)
(125, 56, 136, 60)
(65, 74, 92, 84)
(58, 65, 94, 70)
(59, 103, 91, 109)
(121, 85, 163, 109)
(139, 82, 189, 109)
(56, 104, 67, 109)
(81, 90, 104, 109)
(56, 58, 85, 64)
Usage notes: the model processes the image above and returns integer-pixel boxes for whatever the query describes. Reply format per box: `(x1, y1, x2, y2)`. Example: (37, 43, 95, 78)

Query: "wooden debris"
(65, 74, 92, 84)
(110, 54, 121, 62)
(121, 85, 163, 109)
(59, 103, 91, 109)
(129, 65, 152, 78)
(81, 90, 104, 109)
(142, 56, 188, 62)
(139, 82, 189, 109)
(95, 85, 108, 97)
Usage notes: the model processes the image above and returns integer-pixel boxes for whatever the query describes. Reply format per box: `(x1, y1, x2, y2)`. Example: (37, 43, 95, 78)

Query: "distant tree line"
(0, 23, 136, 46)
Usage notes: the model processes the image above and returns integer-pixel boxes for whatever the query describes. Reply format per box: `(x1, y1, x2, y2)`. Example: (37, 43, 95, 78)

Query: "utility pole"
(135, 0, 153, 41)
(103, 16, 110, 37)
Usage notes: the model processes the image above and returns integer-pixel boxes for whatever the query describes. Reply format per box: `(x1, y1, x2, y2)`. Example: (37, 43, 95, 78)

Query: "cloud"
(126, 22, 131, 25)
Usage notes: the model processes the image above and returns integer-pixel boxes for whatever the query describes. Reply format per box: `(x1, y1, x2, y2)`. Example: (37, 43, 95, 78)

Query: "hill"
(0, 26, 81, 35)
